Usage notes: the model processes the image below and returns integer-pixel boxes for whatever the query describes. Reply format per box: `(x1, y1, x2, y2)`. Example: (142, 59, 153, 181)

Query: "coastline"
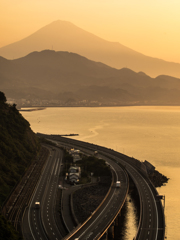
(148, 169, 169, 188)
(19, 107, 46, 112)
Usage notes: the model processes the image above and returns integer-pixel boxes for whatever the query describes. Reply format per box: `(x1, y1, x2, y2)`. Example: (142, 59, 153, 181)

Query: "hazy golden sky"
(1, 0, 180, 63)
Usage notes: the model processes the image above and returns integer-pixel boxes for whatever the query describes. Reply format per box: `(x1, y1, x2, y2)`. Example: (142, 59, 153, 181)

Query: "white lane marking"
(54, 158, 59, 175)
(51, 157, 58, 175)
(78, 181, 118, 239)
(28, 157, 49, 240)
(122, 162, 159, 240)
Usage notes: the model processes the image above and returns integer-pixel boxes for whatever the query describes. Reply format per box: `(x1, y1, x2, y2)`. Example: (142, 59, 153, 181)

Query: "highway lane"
(126, 164, 158, 240)
(95, 149, 160, 240)
(22, 147, 63, 240)
(98, 147, 161, 240)
(45, 135, 164, 240)
(23, 141, 128, 240)
(93, 149, 159, 240)
(62, 151, 129, 240)
(23, 148, 53, 240)
(41, 149, 63, 239)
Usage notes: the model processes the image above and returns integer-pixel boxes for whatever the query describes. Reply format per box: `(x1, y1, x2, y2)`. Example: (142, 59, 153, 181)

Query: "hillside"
(1, 50, 180, 107)
(0, 92, 39, 239)
(0, 20, 180, 78)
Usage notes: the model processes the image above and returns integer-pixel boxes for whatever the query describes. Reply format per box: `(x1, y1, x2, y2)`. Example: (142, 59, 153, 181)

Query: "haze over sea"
(21, 106, 180, 239)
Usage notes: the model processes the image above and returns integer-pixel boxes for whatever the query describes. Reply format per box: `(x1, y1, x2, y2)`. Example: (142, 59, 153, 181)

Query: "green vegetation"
(78, 155, 111, 177)
(0, 91, 39, 239)
(0, 215, 21, 240)
(62, 149, 111, 184)
(63, 151, 111, 177)
(62, 149, 74, 175)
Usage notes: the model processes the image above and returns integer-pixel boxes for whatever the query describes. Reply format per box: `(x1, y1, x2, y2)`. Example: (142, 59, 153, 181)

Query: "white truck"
(116, 181, 121, 188)
(35, 202, 40, 208)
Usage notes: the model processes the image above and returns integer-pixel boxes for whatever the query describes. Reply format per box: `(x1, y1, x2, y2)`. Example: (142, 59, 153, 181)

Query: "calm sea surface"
(21, 106, 180, 239)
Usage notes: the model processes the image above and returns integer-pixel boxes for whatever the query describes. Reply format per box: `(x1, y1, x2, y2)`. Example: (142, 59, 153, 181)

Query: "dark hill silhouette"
(0, 20, 180, 78)
(1, 50, 180, 106)
(0, 91, 39, 239)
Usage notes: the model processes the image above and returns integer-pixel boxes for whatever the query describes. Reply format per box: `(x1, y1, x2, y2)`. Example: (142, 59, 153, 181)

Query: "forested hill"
(0, 91, 39, 239)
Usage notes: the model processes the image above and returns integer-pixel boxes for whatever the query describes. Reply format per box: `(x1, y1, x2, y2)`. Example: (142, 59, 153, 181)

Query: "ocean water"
(21, 106, 180, 239)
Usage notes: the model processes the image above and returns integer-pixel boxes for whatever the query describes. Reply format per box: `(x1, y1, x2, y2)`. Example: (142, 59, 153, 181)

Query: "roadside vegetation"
(62, 149, 111, 183)
(0, 91, 39, 239)
(78, 155, 111, 182)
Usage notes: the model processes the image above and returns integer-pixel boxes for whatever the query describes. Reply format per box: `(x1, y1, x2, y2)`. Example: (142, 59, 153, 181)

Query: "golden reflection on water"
(21, 106, 180, 239)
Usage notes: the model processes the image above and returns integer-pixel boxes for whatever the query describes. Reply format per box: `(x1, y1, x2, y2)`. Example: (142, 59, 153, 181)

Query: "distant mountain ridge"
(1, 50, 180, 106)
(0, 20, 180, 78)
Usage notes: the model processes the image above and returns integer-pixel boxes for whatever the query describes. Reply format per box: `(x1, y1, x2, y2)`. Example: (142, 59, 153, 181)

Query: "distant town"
(7, 97, 159, 108)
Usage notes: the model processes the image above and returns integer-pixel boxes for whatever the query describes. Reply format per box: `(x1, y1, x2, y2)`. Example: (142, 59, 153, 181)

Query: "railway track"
(2, 146, 50, 233)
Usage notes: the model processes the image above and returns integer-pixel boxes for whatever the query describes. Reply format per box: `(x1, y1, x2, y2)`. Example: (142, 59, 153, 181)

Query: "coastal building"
(69, 166, 81, 184)
(69, 148, 82, 162)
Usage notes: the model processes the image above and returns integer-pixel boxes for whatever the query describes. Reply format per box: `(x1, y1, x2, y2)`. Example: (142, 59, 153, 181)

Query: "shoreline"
(148, 169, 169, 188)
(18, 105, 180, 109)
(19, 107, 46, 112)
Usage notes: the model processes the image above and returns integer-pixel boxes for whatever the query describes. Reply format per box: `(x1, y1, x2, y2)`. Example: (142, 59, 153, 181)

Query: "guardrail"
(99, 149, 165, 240)
(144, 177, 165, 240)
(96, 169, 129, 240)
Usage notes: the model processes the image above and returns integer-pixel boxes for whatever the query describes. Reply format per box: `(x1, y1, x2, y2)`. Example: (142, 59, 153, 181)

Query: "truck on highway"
(116, 181, 121, 187)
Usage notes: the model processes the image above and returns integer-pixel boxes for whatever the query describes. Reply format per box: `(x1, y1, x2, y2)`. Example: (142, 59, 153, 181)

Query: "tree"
(0, 92, 7, 103)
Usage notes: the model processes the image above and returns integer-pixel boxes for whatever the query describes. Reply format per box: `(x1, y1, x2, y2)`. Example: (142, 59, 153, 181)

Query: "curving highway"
(22, 140, 129, 240)
(44, 134, 165, 240)
(22, 147, 64, 240)
(63, 156, 129, 240)
(22, 133, 165, 240)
